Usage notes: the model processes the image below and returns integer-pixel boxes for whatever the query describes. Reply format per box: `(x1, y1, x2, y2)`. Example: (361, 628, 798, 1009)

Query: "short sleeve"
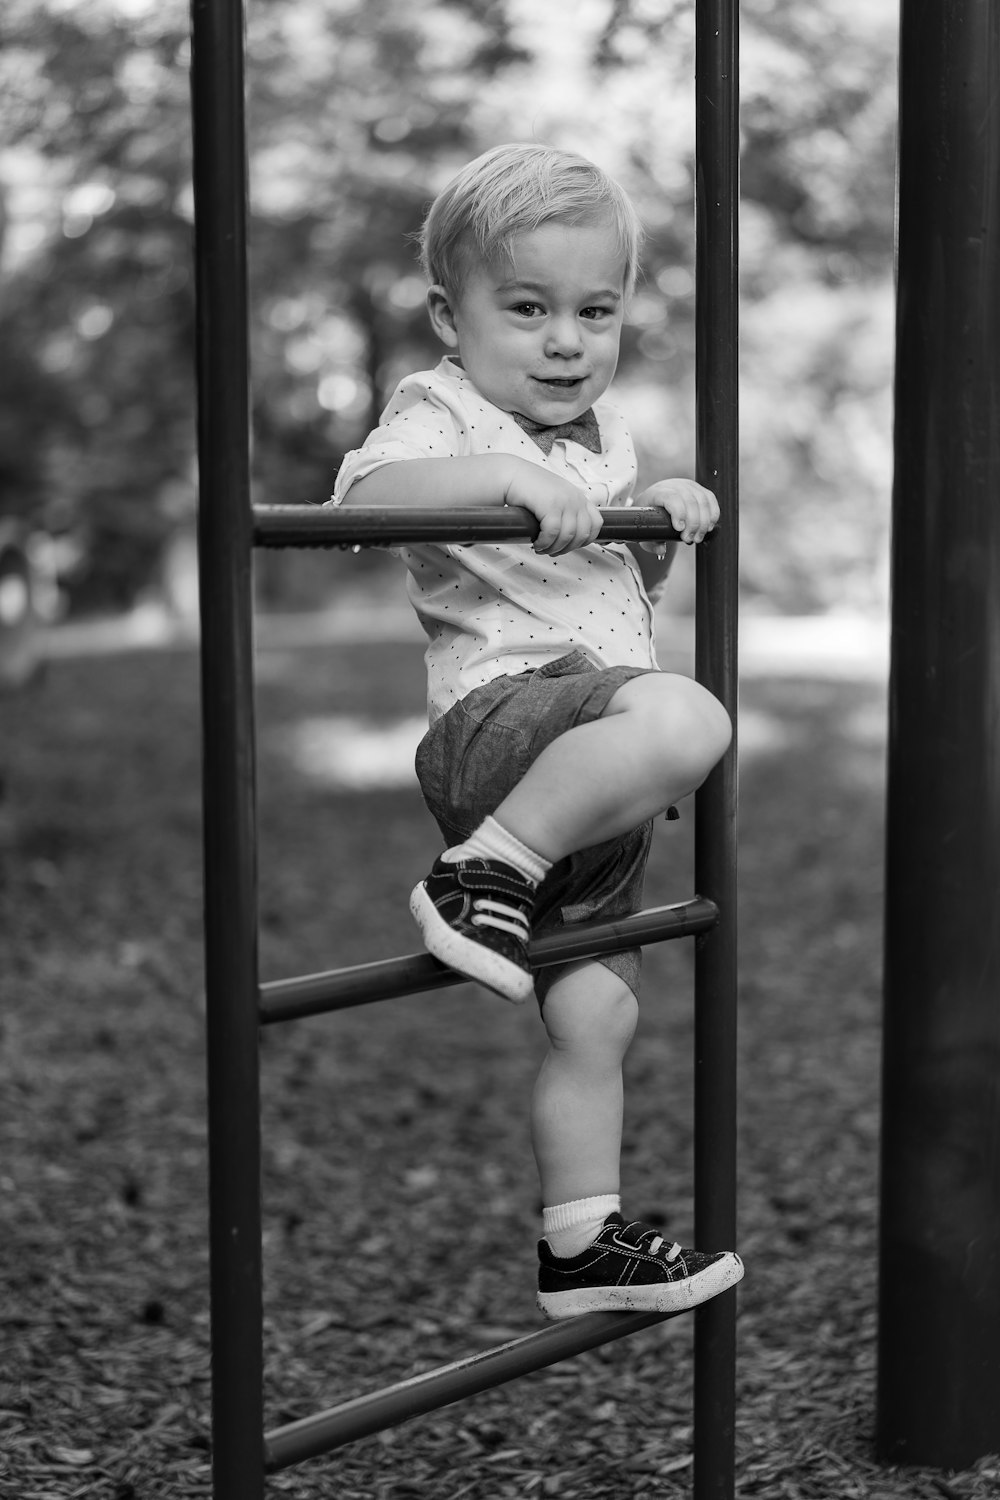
(330, 369, 468, 505)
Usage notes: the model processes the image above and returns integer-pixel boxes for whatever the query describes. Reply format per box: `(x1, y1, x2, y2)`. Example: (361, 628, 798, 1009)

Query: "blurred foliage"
(0, 0, 897, 615)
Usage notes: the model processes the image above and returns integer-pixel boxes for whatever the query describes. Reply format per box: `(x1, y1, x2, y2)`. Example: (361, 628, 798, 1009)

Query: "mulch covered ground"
(1, 633, 997, 1499)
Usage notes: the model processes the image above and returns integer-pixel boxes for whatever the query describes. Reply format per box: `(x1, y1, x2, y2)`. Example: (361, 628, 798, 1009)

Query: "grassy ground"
(1, 633, 997, 1500)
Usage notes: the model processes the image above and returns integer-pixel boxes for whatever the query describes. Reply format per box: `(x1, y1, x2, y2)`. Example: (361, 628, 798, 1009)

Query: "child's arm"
(342, 455, 606, 557)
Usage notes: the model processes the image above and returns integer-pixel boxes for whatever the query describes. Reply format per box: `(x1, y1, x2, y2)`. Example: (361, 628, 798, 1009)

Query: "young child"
(331, 143, 743, 1320)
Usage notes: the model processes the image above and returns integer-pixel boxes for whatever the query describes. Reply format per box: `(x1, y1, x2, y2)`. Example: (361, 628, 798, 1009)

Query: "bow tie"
(510, 407, 602, 456)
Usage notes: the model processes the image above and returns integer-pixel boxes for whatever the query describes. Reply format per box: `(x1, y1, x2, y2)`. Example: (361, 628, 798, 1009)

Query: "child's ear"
(427, 285, 460, 348)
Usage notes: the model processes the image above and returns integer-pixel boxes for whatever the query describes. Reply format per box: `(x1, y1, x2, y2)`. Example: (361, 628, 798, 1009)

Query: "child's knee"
(682, 679, 732, 767)
(609, 672, 731, 780)
(543, 965, 639, 1058)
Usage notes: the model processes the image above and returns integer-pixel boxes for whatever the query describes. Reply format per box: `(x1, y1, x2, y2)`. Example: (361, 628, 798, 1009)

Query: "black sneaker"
(409, 855, 536, 1004)
(536, 1213, 744, 1320)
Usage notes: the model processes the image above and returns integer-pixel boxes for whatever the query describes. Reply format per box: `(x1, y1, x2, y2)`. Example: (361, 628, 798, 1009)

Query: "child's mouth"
(533, 376, 584, 389)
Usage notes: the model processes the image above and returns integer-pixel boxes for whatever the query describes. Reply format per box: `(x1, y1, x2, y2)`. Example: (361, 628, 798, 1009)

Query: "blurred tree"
(1, 0, 210, 609)
(579, 0, 898, 611)
(0, 0, 526, 612)
(0, 0, 897, 615)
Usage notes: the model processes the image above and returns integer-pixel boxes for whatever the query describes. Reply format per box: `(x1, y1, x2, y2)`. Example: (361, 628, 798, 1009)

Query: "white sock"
(441, 815, 552, 886)
(543, 1194, 621, 1258)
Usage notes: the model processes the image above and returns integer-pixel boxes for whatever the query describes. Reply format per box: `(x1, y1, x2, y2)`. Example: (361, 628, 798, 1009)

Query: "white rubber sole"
(536, 1251, 744, 1321)
(409, 882, 534, 1004)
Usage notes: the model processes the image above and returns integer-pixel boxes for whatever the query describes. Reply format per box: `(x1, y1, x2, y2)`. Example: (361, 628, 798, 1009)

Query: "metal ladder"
(190, 2, 739, 1495)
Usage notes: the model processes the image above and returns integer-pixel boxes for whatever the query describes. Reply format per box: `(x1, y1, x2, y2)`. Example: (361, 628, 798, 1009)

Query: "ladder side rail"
(190, 0, 265, 1496)
(265, 1306, 688, 1471)
(259, 898, 720, 1024)
(693, 0, 740, 1497)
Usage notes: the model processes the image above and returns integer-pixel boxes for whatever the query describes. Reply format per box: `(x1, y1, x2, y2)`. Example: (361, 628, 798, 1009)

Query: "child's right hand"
(501, 459, 605, 556)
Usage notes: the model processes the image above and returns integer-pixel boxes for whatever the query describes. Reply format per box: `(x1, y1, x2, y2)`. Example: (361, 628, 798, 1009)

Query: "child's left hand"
(635, 478, 719, 554)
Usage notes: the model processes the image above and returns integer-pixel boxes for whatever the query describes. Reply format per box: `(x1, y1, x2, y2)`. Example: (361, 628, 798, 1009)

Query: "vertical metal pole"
(877, 0, 1000, 1469)
(190, 0, 265, 1495)
(693, 0, 740, 1496)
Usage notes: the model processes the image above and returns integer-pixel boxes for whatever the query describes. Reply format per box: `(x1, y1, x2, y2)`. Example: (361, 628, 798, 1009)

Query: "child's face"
(428, 220, 627, 425)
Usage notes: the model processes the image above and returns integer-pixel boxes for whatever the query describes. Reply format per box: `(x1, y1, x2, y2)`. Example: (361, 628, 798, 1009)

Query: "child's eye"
(510, 302, 543, 318)
(580, 305, 613, 321)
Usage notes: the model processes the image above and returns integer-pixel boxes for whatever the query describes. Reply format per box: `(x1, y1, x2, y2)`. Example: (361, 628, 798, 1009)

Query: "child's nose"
(544, 317, 584, 358)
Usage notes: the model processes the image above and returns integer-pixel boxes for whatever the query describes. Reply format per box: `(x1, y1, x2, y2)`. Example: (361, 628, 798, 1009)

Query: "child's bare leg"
(531, 956, 746, 1318)
(531, 961, 638, 1251)
(492, 672, 731, 861)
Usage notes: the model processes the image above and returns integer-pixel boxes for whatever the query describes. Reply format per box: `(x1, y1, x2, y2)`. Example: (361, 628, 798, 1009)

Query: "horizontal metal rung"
(259, 898, 719, 1024)
(253, 504, 688, 549)
(264, 1306, 683, 1471)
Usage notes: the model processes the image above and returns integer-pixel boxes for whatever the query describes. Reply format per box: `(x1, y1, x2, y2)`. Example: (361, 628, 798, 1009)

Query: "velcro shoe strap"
(617, 1219, 656, 1248)
(456, 861, 533, 902)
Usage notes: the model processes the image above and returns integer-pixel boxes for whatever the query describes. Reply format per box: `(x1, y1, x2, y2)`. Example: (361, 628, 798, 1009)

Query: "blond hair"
(419, 144, 643, 296)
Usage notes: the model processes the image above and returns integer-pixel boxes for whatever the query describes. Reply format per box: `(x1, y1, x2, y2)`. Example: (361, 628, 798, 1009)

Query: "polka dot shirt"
(331, 359, 659, 723)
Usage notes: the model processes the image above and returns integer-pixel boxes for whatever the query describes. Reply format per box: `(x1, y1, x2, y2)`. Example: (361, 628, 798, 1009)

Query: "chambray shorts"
(414, 651, 658, 1005)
